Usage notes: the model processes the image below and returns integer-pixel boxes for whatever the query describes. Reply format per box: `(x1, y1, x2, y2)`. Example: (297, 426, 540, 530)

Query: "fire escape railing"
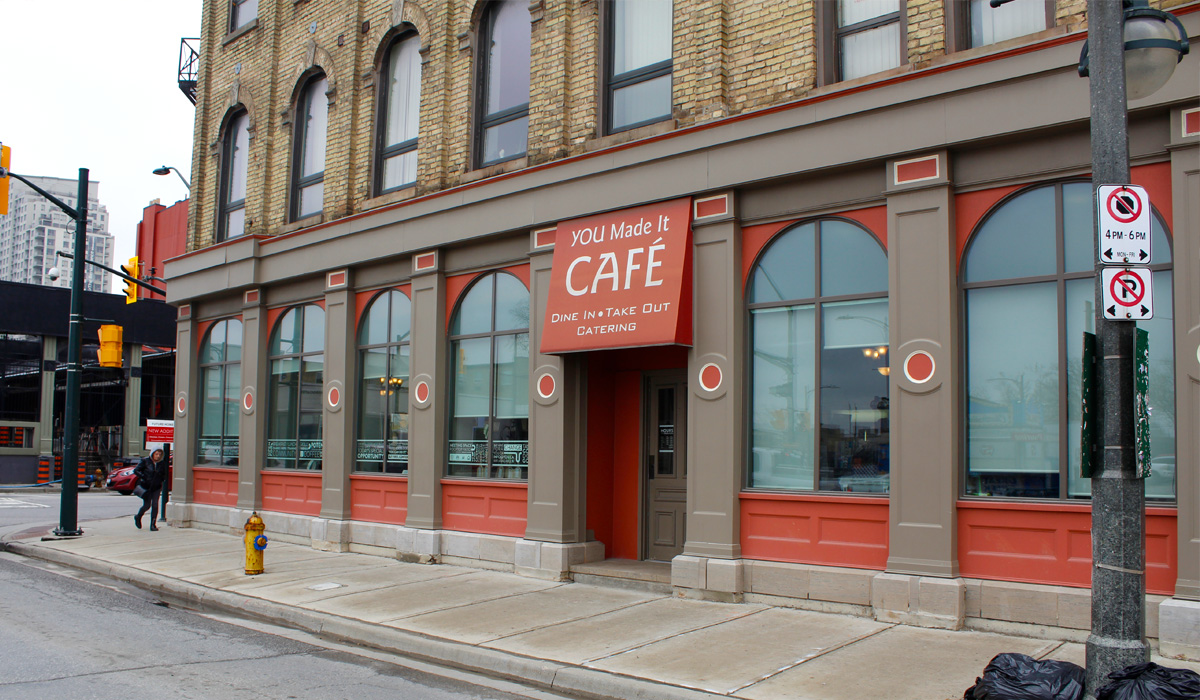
(178, 38, 200, 105)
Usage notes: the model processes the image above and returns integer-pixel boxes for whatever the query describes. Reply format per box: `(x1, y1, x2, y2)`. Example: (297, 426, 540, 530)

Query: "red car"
(105, 462, 139, 495)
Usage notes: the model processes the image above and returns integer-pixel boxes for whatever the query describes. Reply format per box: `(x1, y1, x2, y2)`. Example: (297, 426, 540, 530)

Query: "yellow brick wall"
(187, 0, 1122, 252)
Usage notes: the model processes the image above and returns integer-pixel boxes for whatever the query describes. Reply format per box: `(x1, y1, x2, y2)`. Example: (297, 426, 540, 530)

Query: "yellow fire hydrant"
(244, 512, 268, 575)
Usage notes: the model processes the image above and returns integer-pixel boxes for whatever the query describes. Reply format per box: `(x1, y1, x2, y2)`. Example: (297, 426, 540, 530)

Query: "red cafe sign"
(540, 198, 693, 353)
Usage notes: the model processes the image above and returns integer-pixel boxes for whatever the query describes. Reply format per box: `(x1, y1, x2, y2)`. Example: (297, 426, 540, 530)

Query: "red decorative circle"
(904, 351, 935, 384)
(243, 391, 254, 411)
(328, 386, 340, 408)
(415, 381, 430, 404)
(699, 363, 722, 392)
(176, 395, 187, 415)
(537, 373, 555, 399)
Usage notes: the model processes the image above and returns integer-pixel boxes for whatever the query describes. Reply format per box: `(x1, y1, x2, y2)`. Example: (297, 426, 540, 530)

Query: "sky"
(1, 1, 203, 292)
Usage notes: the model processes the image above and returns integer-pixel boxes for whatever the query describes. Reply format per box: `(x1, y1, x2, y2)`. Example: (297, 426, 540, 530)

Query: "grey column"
(406, 257, 447, 530)
(38, 336, 57, 456)
(885, 160, 960, 578)
(320, 281, 354, 520)
(1170, 121, 1200, 600)
(123, 345, 144, 457)
(525, 248, 587, 544)
(238, 295, 267, 511)
(172, 311, 196, 506)
(683, 204, 744, 560)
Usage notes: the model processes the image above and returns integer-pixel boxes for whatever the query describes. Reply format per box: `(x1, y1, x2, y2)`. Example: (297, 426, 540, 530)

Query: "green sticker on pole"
(1134, 327, 1151, 479)
(1080, 332, 1096, 479)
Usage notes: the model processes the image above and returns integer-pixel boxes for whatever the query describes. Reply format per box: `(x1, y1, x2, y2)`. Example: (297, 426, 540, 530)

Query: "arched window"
(218, 110, 249, 241)
(291, 74, 329, 221)
(267, 305, 324, 470)
(748, 219, 889, 493)
(962, 181, 1174, 500)
(356, 290, 411, 474)
(198, 319, 242, 466)
(376, 32, 421, 194)
(447, 272, 529, 479)
(476, 0, 530, 167)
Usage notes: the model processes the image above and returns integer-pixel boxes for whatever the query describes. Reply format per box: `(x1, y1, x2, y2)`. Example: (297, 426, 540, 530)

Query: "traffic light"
(97, 325, 123, 368)
(122, 256, 139, 304)
(0, 144, 10, 216)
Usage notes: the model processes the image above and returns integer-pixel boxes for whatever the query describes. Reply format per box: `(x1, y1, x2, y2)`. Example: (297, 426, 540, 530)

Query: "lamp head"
(152, 166, 172, 176)
(1077, 4, 1190, 100)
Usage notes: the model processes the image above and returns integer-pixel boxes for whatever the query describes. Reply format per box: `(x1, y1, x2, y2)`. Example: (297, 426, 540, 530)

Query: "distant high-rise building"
(0, 176, 113, 293)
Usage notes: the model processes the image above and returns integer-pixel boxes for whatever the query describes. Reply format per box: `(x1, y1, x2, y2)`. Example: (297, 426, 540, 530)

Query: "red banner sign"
(146, 419, 175, 443)
(540, 198, 693, 353)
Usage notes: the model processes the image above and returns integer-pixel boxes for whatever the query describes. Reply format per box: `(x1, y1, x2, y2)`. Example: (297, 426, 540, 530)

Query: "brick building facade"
(169, 0, 1200, 655)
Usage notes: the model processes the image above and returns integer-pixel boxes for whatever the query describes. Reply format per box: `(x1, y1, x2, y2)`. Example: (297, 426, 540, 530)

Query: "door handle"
(647, 455, 655, 479)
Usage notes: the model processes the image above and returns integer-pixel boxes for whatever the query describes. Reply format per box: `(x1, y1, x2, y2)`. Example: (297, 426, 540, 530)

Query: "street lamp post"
(1, 168, 92, 536)
(1079, 1, 1188, 696)
(0, 165, 168, 537)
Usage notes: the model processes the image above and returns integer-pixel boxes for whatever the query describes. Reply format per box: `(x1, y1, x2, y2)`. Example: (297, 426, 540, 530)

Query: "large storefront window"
(198, 319, 242, 466)
(356, 290, 410, 474)
(267, 305, 324, 470)
(447, 272, 529, 479)
(962, 182, 1174, 499)
(748, 220, 890, 493)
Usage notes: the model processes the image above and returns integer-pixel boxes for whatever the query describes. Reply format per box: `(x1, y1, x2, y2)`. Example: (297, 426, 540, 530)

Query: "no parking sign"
(1101, 268, 1153, 320)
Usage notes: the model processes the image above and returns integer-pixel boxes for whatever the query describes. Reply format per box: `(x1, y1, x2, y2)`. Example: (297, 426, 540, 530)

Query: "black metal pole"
(55, 168, 89, 537)
(1085, 1, 1149, 696)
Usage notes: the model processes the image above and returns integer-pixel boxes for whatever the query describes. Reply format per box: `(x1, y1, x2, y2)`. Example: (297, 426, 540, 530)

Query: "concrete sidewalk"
(5, 519, 1197, 700)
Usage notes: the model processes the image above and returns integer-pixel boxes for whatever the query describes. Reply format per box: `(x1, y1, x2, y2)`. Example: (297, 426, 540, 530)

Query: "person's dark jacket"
(134, 456, 168, 492)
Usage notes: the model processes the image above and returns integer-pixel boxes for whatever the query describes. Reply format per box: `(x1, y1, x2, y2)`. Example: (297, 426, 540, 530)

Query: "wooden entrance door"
(643, 371, 687, 562)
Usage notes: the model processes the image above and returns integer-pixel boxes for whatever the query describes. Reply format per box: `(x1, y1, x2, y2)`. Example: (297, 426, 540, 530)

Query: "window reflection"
(962, 182, 1175, 500)
(448, 273, 529, 479)
(749, 220, 888, 493)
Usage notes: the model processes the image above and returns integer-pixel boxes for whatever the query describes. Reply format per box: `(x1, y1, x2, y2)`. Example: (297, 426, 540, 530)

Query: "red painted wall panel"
(740, 492, 890, 569)
(441, 480, 528, 537)
(349, 475, 408, 524)
(957, 501, 1177, 595)
(192, 466, 238, 506)
(261, 471, 322, 516)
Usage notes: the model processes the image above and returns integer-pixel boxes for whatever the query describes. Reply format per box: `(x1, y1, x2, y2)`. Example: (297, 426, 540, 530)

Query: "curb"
(2, 540, 725, 700)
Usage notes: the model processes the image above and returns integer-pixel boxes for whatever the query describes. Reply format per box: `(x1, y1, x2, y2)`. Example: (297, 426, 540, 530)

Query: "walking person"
(133, 448, 168, 531)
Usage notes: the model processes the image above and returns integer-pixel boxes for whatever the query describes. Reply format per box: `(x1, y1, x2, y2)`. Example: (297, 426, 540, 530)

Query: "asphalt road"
(0, 553, 571, 700)
(0, 490, 140, 535)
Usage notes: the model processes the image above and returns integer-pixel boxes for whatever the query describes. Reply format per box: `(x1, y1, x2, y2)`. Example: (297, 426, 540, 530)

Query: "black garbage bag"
(1096, 662, 1200, 700)
(963, 653, 1085, 700)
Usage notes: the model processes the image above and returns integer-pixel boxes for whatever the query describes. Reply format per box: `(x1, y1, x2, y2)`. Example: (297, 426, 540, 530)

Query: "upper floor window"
(198, 319, 242, 467)
(968, 0, 1048, 47)
(218, 111, 249, 242)
(448, 272, 529, 480)
(292, 74, 329, 221)
(377, 33, 421, 194)
(356, 290, 411, 474)
(267, 305, 325, 470)
(748, 220, 890, 493)
(822, 0, 903, 84)
(962, 182, 1174, 500)
(229, 0, 257, 33)
(605, 0, 673, 133)
(476, 0, 530, 167)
